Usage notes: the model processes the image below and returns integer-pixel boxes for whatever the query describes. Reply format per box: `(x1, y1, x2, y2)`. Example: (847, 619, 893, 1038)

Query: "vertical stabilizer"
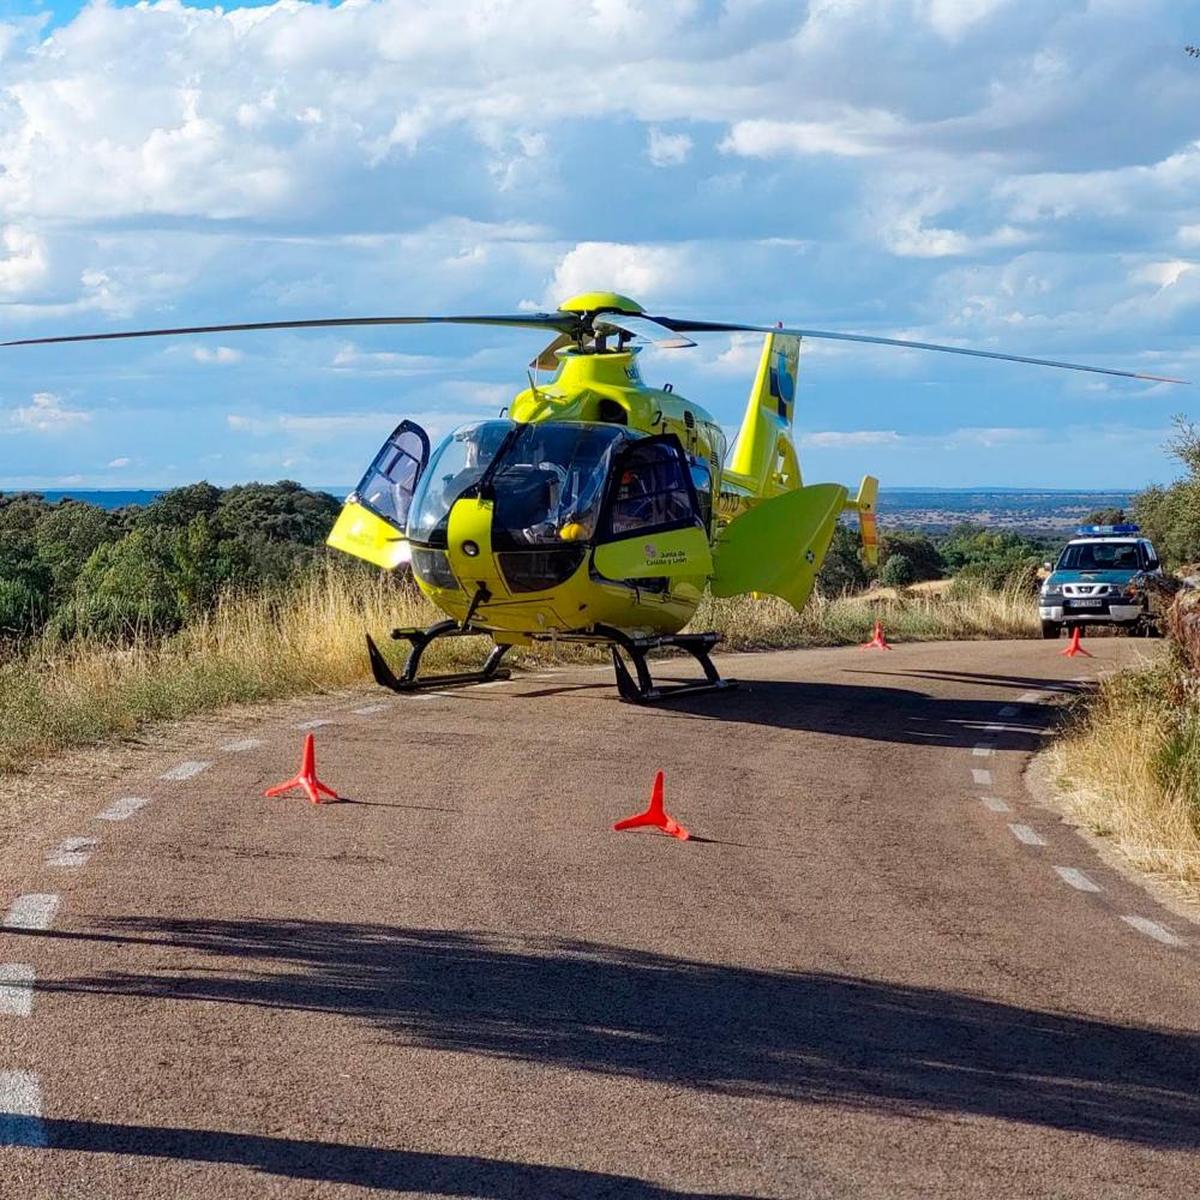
(727, 332, 802, 497)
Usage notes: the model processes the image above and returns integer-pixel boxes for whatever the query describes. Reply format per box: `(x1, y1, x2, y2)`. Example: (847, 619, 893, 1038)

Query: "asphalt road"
(2, 638, 1197, 1199)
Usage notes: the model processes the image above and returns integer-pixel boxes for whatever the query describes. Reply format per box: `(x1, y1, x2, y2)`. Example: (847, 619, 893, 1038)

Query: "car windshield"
(1056, 541, 1140, 571)
(408, 420, 515, 544)
(489, 423, 633, 549)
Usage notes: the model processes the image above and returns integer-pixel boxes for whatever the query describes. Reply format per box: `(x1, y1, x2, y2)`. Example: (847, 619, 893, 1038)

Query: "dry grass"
(0, 567, 1038, 773)
(1054, 652, 1200, 895)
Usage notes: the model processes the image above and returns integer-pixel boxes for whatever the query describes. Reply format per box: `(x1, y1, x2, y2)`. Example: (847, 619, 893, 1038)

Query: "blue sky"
(0, 0, 1197, 492)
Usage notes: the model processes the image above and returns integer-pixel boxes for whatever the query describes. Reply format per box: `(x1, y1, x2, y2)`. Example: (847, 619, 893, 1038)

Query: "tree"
(880, 553, 917, 588)
(1084, 507, 1128, 526)
(878, 531, 943, 581)
(817, 522, 871, 596)
(1132, 417, 1200, 567)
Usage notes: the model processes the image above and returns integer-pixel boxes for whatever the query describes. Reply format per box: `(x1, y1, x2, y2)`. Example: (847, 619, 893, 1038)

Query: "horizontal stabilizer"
(711, 484, 847, 611)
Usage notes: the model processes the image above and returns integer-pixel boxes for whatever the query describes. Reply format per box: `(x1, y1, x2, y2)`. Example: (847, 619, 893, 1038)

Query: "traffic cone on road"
(1059, 627, 1093, 658)
(265, 733, 340, 804)
(613, 771, 690, 841)
(860, 620, 893, 650)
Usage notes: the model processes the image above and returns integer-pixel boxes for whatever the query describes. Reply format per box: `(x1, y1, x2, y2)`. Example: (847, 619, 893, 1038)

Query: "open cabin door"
(591, 434, 714, 582)
(326, 420, 430, 570)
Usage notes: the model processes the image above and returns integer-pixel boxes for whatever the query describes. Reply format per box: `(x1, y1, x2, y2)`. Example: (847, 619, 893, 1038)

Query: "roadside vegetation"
(0, 479, 1050, 771)
(1055, 418, 1200, 894)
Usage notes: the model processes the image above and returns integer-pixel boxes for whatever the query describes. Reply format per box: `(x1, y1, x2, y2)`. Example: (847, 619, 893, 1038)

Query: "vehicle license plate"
(1067, 598, 1103, 608)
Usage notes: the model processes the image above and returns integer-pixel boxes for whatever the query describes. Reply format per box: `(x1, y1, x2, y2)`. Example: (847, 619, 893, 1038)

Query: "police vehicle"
(1038, 524, 1164, 638)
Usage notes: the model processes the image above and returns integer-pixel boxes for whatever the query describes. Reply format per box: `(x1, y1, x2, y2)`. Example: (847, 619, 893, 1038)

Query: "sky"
(0, 0, 1197, 492)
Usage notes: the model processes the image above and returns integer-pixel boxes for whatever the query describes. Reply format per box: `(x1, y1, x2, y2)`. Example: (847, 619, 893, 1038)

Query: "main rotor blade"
(592, 313, 697, 350)
(647, 317, 1189, 384)
(0, 312, 579, 349)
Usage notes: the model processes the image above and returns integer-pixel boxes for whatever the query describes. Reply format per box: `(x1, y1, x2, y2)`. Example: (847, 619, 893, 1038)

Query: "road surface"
(1, 638, 1197, 1198)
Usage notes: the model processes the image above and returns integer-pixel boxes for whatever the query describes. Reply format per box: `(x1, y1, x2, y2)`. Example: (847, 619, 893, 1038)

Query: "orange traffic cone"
(860, 620, 892, 650)
(1059, 627, 1093, 658)
(265, 733, 340, 804)
(613, 771, 690, 841)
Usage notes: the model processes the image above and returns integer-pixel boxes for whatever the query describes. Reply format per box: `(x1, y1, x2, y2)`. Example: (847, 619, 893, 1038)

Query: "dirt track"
(2, 639, 1197, 1199)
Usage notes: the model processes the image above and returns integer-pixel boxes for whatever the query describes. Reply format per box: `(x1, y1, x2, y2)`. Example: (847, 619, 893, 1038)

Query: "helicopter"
(2, 290, 1186, 702)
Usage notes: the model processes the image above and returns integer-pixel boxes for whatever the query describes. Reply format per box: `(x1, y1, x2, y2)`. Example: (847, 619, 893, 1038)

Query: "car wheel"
(1041, 621, 1060, 639)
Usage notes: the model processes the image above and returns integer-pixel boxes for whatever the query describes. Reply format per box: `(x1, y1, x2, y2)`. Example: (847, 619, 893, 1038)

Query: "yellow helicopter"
(3, 291, 1185, 702)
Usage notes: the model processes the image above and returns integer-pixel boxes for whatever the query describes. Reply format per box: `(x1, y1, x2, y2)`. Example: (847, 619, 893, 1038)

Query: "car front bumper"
(1039, 602, 1142, 624)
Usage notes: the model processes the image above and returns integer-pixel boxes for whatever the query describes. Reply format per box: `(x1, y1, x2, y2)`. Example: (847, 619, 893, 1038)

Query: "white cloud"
(8, 391, 91, 433)
(0, 225, 48, 298)
(1181, 225, 1200, 247)
(544, 241, 695, 306)
(647, 127, 692, 167)
(193, 345, 245, 365)
(107, 456, 131, 468)
(1133, 260, 1196, 290)
(721, 110, 906, 159)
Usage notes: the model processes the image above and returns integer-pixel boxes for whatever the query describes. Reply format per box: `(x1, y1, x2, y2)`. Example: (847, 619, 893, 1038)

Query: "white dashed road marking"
(1017, 691, 1044, 704)
(296, 719, 332, 730)
(972, 745, 995, 758)
(46, 837, 98, 868)
(2, 895, 60, 931)
(221, 738, 264, 752)
(0, 965, 35, 1017)
(1008, 823, 1047, 847)
(351, 705, 387, 716)
(980, 796, 1011, 813)
(159, 761, 212, 782)
(971, 768, 992, 786)
(0, 1070, 45, 1147)
(1121, 915, 1184, 946)
(1054, 866, 1102, 893)
(96, 796, 150, 822)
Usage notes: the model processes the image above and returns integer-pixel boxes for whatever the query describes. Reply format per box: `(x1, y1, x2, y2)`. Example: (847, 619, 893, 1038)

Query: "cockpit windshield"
(407, 420, 515, 544)
(407, 420, 633, 547)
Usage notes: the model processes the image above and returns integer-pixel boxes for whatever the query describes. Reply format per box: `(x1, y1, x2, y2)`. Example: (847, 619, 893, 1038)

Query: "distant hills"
(10, 485, 1136, 535)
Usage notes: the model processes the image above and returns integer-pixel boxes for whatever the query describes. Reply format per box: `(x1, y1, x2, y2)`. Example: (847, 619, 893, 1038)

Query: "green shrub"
(880, 553, 917, 587)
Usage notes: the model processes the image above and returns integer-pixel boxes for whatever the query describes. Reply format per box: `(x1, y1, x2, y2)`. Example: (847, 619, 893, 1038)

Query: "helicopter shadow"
(644, 672, 1080, 751)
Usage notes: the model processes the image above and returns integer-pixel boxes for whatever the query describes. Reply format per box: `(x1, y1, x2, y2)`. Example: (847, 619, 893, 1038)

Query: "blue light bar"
(1075, 523, 1140, 535)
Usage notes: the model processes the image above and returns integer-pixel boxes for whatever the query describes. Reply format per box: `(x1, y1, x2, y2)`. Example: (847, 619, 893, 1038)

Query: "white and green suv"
(1038, 525, 1165, 638)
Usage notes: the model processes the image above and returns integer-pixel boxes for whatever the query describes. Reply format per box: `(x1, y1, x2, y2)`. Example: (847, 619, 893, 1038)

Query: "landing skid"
(366, 620, 511, 693)
(366, 620, 735, 704)
(592, 625, 737, 705)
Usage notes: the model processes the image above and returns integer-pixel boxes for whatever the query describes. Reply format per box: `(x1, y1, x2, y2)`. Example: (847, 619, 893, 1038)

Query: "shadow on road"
(45, 921, 1200, 1152)
(647, 677, 1065, 748)
(38, 1120, 754, 1199)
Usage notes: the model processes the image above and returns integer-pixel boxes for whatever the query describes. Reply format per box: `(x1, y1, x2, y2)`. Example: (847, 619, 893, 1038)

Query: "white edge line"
(0, 1069, 45, 1146)
(1121, 915, 1184, 946)
(1, 894, 60, 932)
(96, 796, 150, 822)
(1008, 823, 1047, 847)
(1053, 866, 1102, 893)
(159, 761, 212, 782)
(0, 965, 35, 1017)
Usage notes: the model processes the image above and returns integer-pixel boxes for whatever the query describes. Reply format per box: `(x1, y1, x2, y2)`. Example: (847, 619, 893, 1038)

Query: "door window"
(598, 436, 702, 541)
(354, 421, 430, 533)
